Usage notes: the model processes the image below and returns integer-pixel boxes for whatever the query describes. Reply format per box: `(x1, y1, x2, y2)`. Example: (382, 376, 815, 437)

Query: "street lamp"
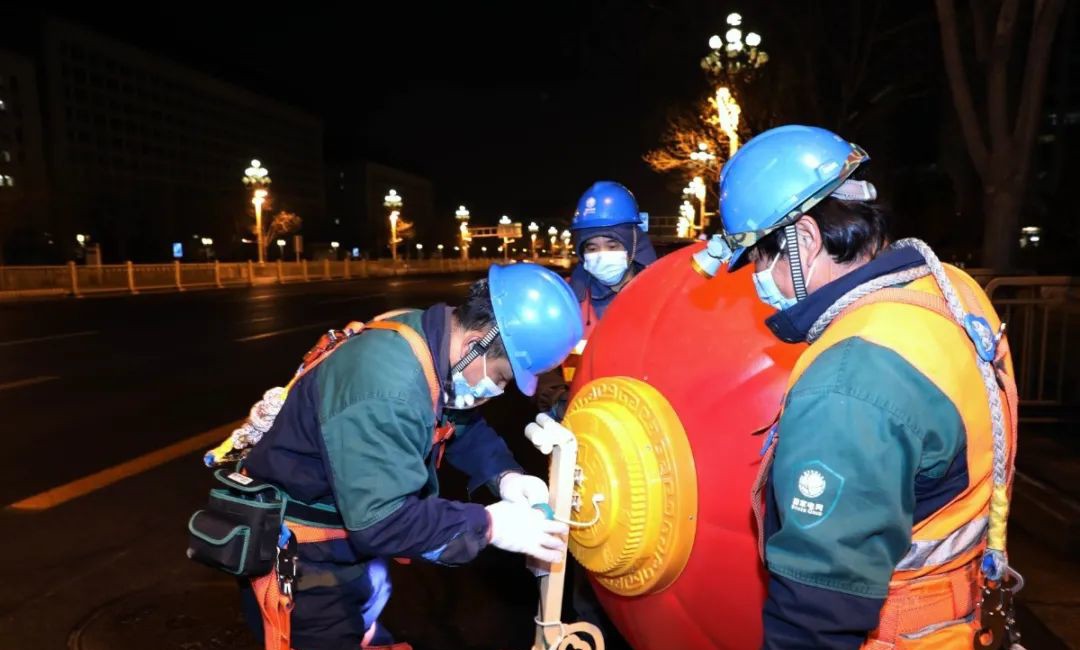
(276, 238, 286, 259)
(200, 237, 214, 261)
(548, 226, 558, 255)
(455, 204, 471, 261)
(499, 215, 513, 262)
(561, 229, 572, 259)
(703, 12, 767, 160)
(243, 159, 272, 264)
(384, 189, 403, 263)
(528, 221, 539, 259)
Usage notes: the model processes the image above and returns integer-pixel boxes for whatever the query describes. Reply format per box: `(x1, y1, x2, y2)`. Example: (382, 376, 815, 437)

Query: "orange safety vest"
(252, 314, 443, 650)
(561, 293, 599, 384)
(754, 266, 1018, 649)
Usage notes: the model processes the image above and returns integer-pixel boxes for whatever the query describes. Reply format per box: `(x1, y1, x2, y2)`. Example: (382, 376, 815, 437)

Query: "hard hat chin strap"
(784, 223, 809, 302)
(449, 325, 501, 376)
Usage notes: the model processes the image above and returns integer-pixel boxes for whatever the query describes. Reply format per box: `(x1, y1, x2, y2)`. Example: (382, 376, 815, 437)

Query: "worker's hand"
(498, 472, 549, 506)
(485, 500, 569, 564)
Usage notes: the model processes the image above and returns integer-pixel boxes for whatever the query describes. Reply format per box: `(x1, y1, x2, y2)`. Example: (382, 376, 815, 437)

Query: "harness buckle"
(964, 314, 999, 363)
(975, 572, 1021, 650)
(276, 524, 298, 599)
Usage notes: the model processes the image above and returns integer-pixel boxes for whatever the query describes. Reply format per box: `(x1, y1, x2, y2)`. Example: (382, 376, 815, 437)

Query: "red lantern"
(566, 243, 801, 649)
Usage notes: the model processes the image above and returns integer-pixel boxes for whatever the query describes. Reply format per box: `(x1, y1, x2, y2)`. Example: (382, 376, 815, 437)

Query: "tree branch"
(971, 0, 992, 62)
(1012, 0, 1066, 182)
(936, 0, 990, 179)
(987, 0, 1020, 150)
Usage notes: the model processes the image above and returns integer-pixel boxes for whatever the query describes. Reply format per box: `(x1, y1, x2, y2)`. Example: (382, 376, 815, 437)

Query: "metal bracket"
(525, 413, 605, 650)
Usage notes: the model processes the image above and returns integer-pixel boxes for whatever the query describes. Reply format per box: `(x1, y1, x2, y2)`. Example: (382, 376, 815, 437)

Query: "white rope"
(806, 238, 1011, 580)
(231, 387, 286, 450)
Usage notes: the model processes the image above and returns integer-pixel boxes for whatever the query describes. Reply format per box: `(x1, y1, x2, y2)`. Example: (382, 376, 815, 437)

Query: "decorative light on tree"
(715, 87, 742, 157)
(684, 176, 708, 231)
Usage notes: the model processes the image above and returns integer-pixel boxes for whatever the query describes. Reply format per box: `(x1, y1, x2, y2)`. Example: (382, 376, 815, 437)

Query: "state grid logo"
(797, 469, 826, 498)
(788, 461, 845, 529)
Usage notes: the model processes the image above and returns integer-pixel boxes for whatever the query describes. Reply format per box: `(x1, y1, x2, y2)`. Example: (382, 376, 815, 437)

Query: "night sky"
(14, 1, 945, 226)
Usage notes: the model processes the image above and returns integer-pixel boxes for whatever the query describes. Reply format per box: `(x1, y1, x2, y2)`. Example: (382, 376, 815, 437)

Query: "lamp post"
(200, 237, 214, 261)
(528, 221, 539, 259)
(455, 205, 471, 261)
(561, 229, 572, 260)
(384, 189, 403, 263)
(548, 226, 558, 256)
(243, 159, 271, 264)
(330, 241, 340, 260)
(499, 215, 512, 262)
(703, 12, 767, 159)
(276, 238, 286, 260)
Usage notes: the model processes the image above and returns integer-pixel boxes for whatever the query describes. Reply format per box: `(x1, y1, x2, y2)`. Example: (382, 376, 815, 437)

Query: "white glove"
(485, 500, 569, 564)
(498, 472, 549, 506)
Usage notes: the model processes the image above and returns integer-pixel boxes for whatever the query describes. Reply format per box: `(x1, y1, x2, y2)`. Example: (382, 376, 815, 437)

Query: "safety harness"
(752, 239, 1021, 648)
(205, 312, 444, 650)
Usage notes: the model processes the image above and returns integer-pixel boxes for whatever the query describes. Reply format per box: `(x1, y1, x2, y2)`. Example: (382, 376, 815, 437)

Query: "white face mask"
(449, 353, 504, 409)
(583, 250, 629, 286)
(752, 253, 796, 311)
(751, 241, 820, 312)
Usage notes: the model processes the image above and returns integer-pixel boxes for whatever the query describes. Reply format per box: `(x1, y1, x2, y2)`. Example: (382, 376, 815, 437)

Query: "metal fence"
(984, 276, 1080, 415)
(0, 257, 573, 298)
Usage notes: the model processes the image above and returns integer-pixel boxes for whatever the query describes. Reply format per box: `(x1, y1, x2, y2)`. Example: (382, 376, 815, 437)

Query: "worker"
(219, 264, 582, 650)
(704, 125, 1019, 649)
(532, 181, 655, 650)
(535, 180, 657, 419)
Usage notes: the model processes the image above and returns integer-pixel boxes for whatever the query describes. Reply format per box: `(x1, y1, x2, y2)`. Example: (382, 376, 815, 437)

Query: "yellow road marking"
(0, 330, 98, 347)
(0, 375, 58, 392)
(7, 420, 241, 511)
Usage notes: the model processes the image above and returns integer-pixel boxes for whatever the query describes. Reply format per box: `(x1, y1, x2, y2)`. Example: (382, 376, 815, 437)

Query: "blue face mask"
(450, 353, 504, 409)
(752, 253, 797, 311)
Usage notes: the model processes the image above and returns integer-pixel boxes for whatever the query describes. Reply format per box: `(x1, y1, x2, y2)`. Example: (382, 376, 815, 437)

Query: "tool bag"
(187, 469, 286, 576)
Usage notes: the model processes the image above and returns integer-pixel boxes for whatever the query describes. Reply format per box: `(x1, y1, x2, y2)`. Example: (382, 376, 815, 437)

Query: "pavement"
(0, 274, 1077, 649)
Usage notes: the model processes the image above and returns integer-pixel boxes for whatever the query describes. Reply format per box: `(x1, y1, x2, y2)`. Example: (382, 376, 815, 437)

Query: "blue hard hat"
(571, 181, 641, 231)
(720, 125, 869, 270)
(488, 263, 583, 396)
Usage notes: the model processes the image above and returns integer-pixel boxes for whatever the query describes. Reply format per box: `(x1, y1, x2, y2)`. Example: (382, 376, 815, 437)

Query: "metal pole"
(302, 259, 309, 282)
(255, 196, 265, 265)
(277, 259, 284, 284)
(248, 260, 255, 287)
(323, 258, 330, 280)
(390, 217, 398, 264)
(69, 261, 81, 298)
(127, 261, 138, 294)
(174, 260, 184, 291)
